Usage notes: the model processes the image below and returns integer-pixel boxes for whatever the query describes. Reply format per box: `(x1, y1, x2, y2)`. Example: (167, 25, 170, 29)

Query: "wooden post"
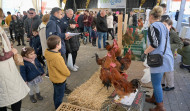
(176, 0, 186, 32)
(123, 14, 128, 34)
(117, 14, 123, 49)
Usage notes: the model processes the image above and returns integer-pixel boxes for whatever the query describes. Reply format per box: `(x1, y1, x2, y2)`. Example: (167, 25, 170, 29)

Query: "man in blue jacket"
(60, 9, 74, 34)
(46, 7, 70, 60)
(46, 7, 71, 94)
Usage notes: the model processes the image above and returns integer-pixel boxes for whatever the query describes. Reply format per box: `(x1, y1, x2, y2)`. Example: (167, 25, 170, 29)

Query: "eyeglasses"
(29, 13, 33, 15)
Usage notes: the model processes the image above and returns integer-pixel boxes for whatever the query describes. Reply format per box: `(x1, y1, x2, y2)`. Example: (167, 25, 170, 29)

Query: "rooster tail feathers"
(130, 79, 140, 89)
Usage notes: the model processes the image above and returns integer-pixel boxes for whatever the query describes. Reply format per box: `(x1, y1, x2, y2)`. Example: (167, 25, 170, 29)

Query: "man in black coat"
(10, 15, 25, 46)
(96, 10, 108, 49)
(77, 12, 84, 32)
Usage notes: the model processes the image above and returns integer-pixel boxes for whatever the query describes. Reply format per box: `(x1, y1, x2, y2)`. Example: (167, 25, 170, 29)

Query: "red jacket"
(75, 14, 80, 28)
(83, 14, 93, 27)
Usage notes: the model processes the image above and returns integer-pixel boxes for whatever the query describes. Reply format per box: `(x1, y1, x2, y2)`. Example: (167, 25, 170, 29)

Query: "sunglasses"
(29, 13, 33, 15)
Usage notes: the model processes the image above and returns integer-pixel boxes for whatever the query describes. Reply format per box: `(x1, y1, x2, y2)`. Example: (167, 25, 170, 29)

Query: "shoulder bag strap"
(163, 30, 168, 55)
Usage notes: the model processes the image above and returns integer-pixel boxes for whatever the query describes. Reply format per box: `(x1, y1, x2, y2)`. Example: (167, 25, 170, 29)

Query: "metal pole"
(176, 0, 186, 32)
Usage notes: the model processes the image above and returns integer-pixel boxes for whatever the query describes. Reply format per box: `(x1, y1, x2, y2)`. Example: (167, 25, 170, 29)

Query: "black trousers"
(107, 28, 114, 40)
(92, 38, 96, 46)
(15, 34, 24, 45)
(0, 100, 22, 111)
(9, 28, 14, 40)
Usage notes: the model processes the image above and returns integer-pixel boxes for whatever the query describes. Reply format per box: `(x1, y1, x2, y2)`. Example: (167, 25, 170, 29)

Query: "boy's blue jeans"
(97, 32, 107, 48)
(84, 26, 92, 42)
(151, 73, 164, 103)
(53, 81, 66, 109)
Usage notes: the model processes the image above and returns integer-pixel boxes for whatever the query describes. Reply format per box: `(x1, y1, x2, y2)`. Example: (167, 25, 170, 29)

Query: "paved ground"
(7, 36, 190, 111)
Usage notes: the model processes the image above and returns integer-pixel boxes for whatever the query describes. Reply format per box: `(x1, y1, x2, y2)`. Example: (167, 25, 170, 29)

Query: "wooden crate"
(56, 102, 95, 111)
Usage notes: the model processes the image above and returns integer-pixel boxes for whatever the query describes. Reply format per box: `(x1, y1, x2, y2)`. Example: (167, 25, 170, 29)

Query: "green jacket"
(170, 29, 183, 55)
(177, 45, 190, 65)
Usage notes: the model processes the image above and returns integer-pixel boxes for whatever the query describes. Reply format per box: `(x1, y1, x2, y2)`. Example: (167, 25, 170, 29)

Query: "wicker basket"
(56, 102, 95, 111)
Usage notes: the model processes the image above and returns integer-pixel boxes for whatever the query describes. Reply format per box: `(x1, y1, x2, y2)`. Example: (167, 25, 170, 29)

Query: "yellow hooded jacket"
(44, 49, 70, 83)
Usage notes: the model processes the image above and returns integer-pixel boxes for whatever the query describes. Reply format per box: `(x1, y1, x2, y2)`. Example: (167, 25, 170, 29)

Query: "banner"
(98, 0, 126, 8)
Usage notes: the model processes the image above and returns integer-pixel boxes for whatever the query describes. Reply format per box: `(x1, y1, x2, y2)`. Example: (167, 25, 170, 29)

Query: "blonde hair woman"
(0, 8, 29, 111)
(141, 6, 174, 111)
(38, 14, 50, 56)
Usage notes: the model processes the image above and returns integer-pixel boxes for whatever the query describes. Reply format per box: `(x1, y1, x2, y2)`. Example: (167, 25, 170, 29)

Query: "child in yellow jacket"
(44, 35, 70, 109)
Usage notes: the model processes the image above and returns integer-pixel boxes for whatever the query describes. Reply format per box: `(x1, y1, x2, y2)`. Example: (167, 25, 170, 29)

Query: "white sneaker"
(74, 65, 79, 69)
(71, 67, 78, 72)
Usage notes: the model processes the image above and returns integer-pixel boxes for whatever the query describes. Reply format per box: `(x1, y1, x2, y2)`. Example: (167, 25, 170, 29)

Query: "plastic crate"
(56, 102, 95, 111)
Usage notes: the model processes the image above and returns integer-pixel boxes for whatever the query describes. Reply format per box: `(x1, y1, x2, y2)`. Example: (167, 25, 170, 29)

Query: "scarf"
(23, 54, 36, 64)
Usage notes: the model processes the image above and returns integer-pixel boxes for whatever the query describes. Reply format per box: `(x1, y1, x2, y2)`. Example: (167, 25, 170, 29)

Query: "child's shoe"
(36, 93, 43, 100)
(74, 65, 79, 69)
(30, 95, 37, 103)
(71, 67, 78, 72)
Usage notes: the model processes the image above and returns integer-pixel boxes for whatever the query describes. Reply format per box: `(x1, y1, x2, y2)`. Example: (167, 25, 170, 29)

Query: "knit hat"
(69, 19, 76, 24)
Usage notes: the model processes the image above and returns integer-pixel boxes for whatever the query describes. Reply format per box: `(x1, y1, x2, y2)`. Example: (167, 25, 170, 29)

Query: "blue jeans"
(84, 26, 92, 42)
(151, 73, 164, 103)
(97, 32, 107, 48)
(53, 81, 66, 109)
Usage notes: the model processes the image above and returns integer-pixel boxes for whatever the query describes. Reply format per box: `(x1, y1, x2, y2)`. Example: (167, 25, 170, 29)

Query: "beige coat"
(0, 27, 30, 107)
(38, 23, 48, 56)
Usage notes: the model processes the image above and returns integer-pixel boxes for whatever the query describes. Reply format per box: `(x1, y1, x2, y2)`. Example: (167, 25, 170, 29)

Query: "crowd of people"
(0, 3, 190, 111)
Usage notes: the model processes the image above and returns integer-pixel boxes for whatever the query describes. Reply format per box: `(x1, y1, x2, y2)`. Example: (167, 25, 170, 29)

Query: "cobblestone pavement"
(7, 37, 190, 111)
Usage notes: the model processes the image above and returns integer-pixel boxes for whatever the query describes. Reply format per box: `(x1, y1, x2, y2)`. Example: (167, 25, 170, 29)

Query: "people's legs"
(28, 83, 35, 96)
(28, 83, 37, 103)
(15, 35, 20, 45)
(161, 73, 166, 86)
(11, 100, 22, 111)
(53, 82, 66, 109)
(21, 35, 25, 45)
(165, 71, 174, 88)
(71, 51, 77, 65)
(97, 32, 102, 49)
(151, 73, 164, 103)
(9, 27, 14, 40)
(84, 26, 87, 33)
(88, 27, 92, 42)
(107, 29, 110, 40)
(0, 107, 7, 111)
(110, 28, 114, 39)
(103, 32, 107, 48)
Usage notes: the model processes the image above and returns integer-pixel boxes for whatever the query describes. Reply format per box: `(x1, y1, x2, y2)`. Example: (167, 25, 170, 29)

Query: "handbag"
(147, 30, 168, 67)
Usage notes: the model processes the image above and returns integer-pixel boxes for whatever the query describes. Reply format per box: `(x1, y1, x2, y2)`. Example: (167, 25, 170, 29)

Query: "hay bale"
(67, 68, 114, 110)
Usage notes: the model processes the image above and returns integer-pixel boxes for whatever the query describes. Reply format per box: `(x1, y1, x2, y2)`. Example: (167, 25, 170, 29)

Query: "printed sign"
(98, 0, 126, 8)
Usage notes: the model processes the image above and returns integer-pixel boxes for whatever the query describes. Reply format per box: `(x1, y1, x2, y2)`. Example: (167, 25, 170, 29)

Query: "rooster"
(105, 39, 121, 57)
(137, 18, 143, 30)
(116, 48, 132, 71)
(95, 53, 106, 66)
(122, 28, 135, 48)
(100, 55, 122, 89)
(134, 28, 144, 42)
(113, 78, 140, 103)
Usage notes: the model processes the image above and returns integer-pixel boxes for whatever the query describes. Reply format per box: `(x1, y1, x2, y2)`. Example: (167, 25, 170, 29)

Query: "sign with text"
(98, 0, 126, 8)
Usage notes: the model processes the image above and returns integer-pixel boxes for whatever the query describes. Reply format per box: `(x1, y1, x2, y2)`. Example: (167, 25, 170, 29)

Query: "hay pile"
(67, 68, 114, 110)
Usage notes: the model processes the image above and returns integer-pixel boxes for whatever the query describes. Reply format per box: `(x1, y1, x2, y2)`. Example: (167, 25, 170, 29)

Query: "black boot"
(65, 84, 72, 94)
(30, 95, 37, 103)
(36, 93, 43, 100)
